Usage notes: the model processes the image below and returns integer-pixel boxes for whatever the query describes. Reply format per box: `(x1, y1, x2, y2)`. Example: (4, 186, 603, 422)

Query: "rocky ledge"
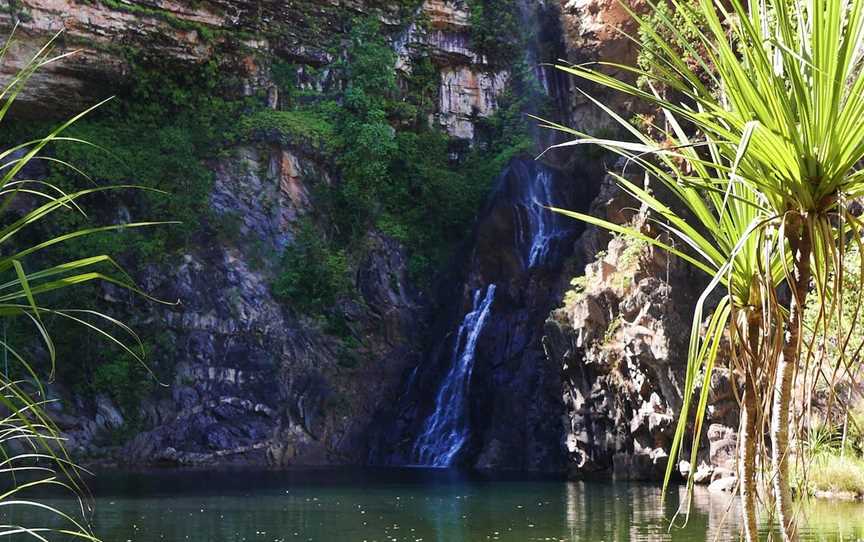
(544, 174, 740, 482)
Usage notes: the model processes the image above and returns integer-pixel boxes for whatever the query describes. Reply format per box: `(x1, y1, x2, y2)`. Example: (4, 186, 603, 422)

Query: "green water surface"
(10, 468, 864, 541)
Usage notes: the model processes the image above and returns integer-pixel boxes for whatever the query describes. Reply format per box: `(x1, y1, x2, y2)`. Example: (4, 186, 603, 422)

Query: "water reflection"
(563, 482, 708, 541)
(4, 469, 863, 541)
(561, 481, 864, 542)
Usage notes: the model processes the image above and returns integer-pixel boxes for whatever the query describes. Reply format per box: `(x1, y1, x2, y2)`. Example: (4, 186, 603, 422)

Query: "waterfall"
(373, 1, 580, 470)
(515, 165, 564, 268)
(413, 284, 497, 467)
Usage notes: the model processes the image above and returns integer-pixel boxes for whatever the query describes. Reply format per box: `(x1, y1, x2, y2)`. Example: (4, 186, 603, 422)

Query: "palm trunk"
(740, 315, 761, 542)
(740, 376, 760, 542)
(772, 217, 811, 542)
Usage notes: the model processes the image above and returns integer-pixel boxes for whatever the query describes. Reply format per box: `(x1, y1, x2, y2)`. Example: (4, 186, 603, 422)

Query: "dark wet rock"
(356, 232, 421, 348)
(372, 157, 602, 472)
(95, 394, 125, 432)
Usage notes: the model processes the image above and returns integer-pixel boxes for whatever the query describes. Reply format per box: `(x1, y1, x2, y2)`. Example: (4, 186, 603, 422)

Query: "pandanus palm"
(543, 0, 864, 540)
(539, 96, 786, 542)
(0, 29, 166, 539)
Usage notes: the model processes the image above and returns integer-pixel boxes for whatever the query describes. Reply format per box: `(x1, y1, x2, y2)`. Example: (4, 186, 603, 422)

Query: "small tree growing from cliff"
(0, 29, 167, 539)
(544, 0, 864, 540)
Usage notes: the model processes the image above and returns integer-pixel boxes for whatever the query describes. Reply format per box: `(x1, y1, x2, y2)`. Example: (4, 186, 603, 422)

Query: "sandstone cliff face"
(437, 67, 508, 138)
(4, 0, 511, 139)
(1, 0, 415, 113)
(395, 0, 510, 139)
(553, 0, 648, 144)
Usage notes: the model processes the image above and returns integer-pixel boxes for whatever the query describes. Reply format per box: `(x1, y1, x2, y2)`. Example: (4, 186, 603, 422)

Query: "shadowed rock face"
(371, 158, 602, 472)
(46, 139, 424, 468)
(115, 227, 424, 467)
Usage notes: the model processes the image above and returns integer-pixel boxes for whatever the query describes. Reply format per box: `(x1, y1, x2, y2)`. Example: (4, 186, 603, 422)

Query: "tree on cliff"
(545, 0, 864, 540)
(0, 29, 166, 539)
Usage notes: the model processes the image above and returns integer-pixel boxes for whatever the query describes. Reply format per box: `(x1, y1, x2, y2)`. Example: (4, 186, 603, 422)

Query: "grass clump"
(808, 455, 864, 497)
(613, 237, 647, 291)
(562, 275, 588, 311)
(801, 411, 864, 499)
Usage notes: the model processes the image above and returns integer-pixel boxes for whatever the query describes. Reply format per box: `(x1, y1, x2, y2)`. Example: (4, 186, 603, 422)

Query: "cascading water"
(406, 162, 574, 468)
(514, 164, 566, 268)
(376, 1, 584, 471)
(413, 284, 497, 467)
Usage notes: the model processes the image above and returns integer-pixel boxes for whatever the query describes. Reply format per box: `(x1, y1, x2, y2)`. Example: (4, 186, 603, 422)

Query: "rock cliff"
(0, 0, 736, 480)
(544, 174, 740, 481)
(52, 140, 426, 466)
(1, 0, 490, 466)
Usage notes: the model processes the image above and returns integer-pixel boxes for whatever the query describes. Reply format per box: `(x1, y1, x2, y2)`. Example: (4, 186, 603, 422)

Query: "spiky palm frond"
(0, 28, 169, 540)
(544, 0, 864, 539)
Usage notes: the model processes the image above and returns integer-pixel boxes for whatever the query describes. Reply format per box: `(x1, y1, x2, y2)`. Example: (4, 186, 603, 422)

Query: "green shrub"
(271, 60, 299, 103)
(273, 220, 353, 314)
(2, 55, 253, 265)
(803, 244, 864, 373)
(466, 0, 523, 64)
(343, 18, 398, 99)
(268, 15, 538, 291)
(92, 353, 155, 420)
